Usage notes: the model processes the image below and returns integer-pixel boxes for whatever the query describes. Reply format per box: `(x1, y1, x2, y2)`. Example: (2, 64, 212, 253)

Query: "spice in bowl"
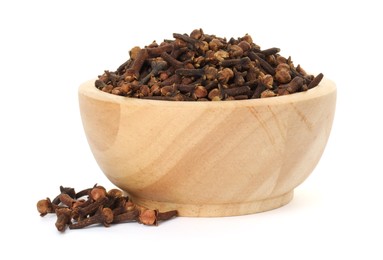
(95, 29, 323, 101)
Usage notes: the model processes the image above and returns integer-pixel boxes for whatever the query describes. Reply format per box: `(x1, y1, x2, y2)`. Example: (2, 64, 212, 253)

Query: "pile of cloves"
(95, 28, 323, 101)
(37, 185, 177, 232)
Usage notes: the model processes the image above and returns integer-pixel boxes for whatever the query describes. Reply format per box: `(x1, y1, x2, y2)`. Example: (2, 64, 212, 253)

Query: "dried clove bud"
(55, 208, 72, 232)
(194, 85, 208, 98)
(217, 68, 234, 84)
(156, 210, 178, 221)
(37, 198, 56, 216)
(59, 193, 77, 208)
(278, 76, 305, 95)
(113, 208, 140, 223)
(138, 208, 158, 226)
(208, 88, 222, 101)
(275, 63, 292, 83)
(308, 73, 324, 89)
(90, 186, 107, 201)
(70, 207, 114, 229)
(261, 89, 277, 98)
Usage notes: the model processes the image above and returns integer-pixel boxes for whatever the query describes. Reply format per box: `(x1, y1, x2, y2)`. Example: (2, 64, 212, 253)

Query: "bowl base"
(130, 190, 294, 217)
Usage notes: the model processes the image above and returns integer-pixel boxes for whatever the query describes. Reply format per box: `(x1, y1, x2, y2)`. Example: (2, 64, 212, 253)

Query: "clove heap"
(37, 185, 177, 232)
(95, 29, 323, 101)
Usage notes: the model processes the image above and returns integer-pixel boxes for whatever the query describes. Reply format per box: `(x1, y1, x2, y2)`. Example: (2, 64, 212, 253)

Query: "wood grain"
(79, 78, 337, 216)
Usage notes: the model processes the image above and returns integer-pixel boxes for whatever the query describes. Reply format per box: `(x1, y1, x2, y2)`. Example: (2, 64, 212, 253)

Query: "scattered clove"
(37, 185, 178, 232)
(37, 198, 56, 216)
(55, 208, 73, 232)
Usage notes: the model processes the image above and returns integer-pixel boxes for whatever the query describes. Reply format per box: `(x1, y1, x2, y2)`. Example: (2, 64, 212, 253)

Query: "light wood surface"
(79, 78, 337, 216)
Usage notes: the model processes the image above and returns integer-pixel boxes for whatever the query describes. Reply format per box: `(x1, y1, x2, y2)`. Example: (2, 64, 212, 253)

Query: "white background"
(1, 0, 382, 259)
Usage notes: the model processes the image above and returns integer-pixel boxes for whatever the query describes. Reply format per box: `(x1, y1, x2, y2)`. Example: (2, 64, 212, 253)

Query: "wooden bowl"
(78, 78, 336, 216)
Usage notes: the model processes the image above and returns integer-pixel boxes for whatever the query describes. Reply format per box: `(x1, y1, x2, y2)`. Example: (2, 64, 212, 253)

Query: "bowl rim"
(79, 77, 336, 108)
